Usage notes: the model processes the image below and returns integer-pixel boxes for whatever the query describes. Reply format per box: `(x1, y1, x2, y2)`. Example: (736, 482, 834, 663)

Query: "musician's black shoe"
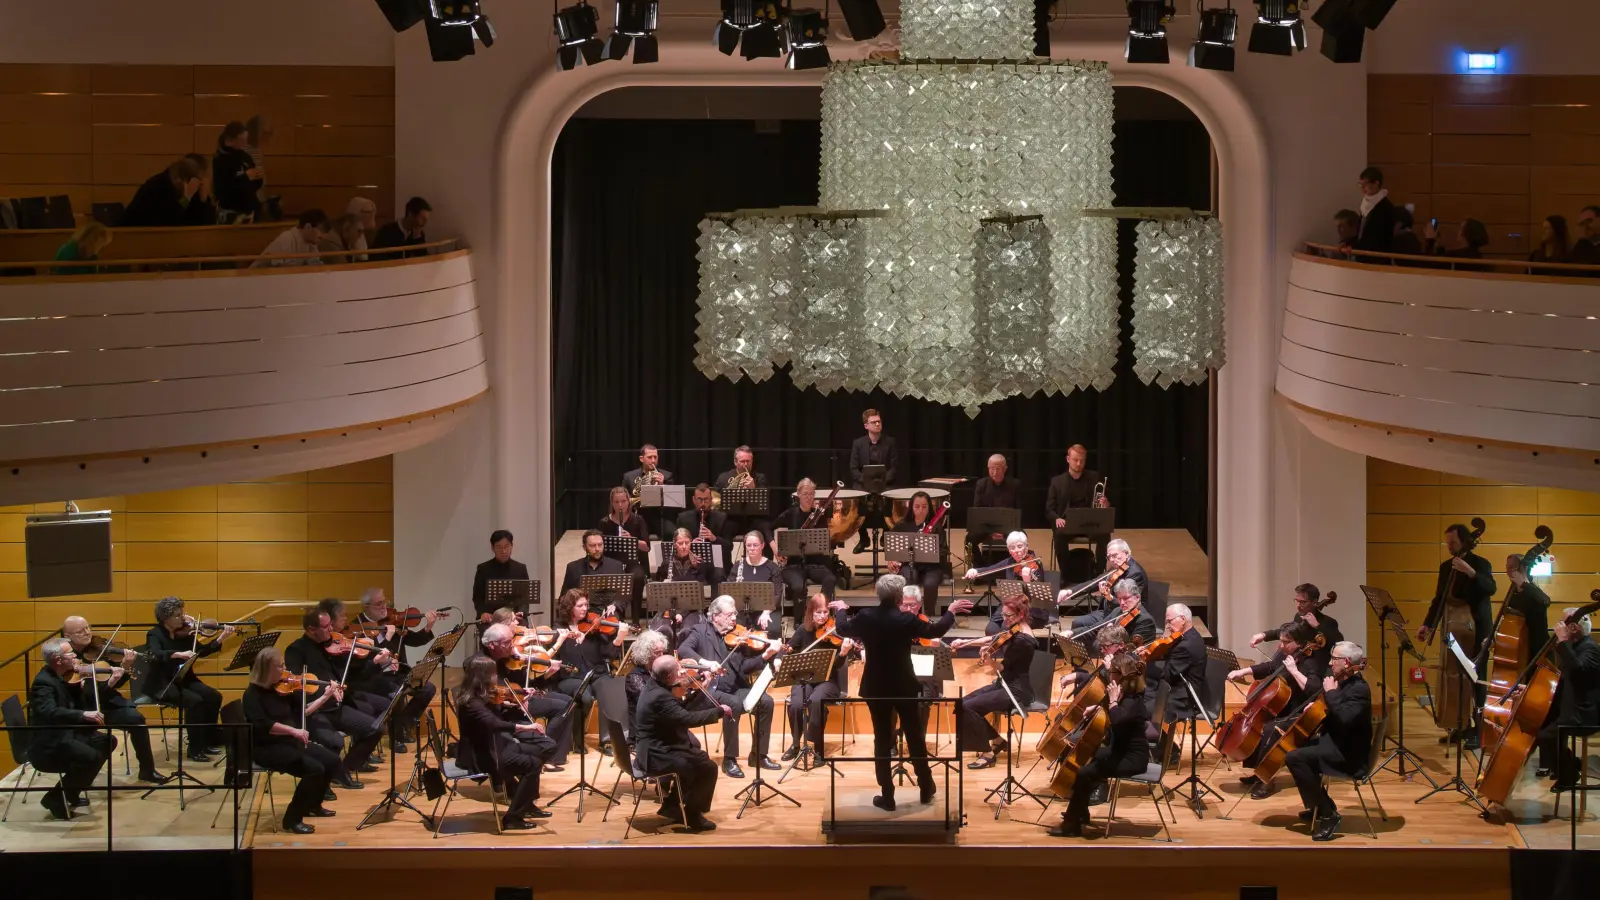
(686, 814, 717, 832)
(333, 775, 365, 790)
(656, 803, 685, 824)
(1088, 784, 1110, 806)
(1535, 767, 1554, 778)
(391, 741, 408, 755)
(186, 750, 213, 763)
(1311, 812, 1342, 841)
(324, 787, 337, 802)
(920, 783, 937, 804)
(527, 804, 553, 819)
(722, 759, 745, 779)
(41, 790, 70, 821)
(500, 815, 535, 831)
(286, 821, 316, 835)
(356, 762, 380, 773)
(1298, 809, 1315, 822)
(1462, 734, 1481, 752)
(966, 753, 998, 770)
(542, 763, 564, 773)
(136, 769, 172, 785)
(852, 538, 869, 554)
(306, 806, 337, 818)
(872, 794, 897, 812)
(1550, 780, 1578, 794)
(781, 745, 800, 762)
(1048, 817, 1086, 838)
(1249, 782, 1278, 800)
(1239, 774, 1261, 786)
(751, 755, 781, 771)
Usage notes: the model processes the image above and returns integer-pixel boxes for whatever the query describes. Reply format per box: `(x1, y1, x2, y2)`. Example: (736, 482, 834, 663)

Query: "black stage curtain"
(553, 114, 1212, 545)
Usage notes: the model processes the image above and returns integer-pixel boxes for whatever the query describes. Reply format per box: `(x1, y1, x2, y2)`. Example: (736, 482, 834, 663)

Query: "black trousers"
(782, 563, 837, 616)
(1064, 745, 1148, 821)
(1052, 534, 1108, 576)
(866, 696, 933, 797)
(1536, 718, 1599, 784)
(712, 685, 773, 761)
(959, 682, 1016, 751)
(556, 674, 614, 754)
(1242, 716, 1291, 770)
(647, 747, 720, 817)
(896, 680, 943, 742)
(494, 730, 555, 818)
(353, 672, 438, 734)
(327, 702, 385, 773)
(31, 730, 113, 797)
(1285, 734, 1355, 815)
(156, 678, 223, 749)
(103, 705, 156, 772)
(254, 741, 339, 826)
(788, 681, 842, 747)
(525, 692, 576, 765)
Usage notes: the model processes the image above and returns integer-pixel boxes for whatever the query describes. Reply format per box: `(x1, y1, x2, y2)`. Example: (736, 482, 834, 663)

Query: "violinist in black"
(1418, 522, 1497, 741)
(141, 596, 233, 761)
(888, 490, 948, 601)
(1049, 652, 1151, 837)
(633, 655, 729, 831)
(62, 616, 167, 784)
(282, 608, 386, 787)
(951, 594, 1038, 768)
(1285, 641, 1373, 841)
(966, 532, 1052, 634)
(1249, 583, 1343, 650)
(479, 623, 575, 767)
(318, 598, 433, 751)
(782, 593, 856, 761)
(1068, 579, 1159, 655)
(1149, 603, 1208, 725)
(773, 478, 839, 608)
(552, 588, 629, 756)
(455, 654, 558, 830)
(676, 595, 782, 778)
(1225, 621, 1326, 799)
(243, 647, 343, 834)
(28, 639, 114, 820)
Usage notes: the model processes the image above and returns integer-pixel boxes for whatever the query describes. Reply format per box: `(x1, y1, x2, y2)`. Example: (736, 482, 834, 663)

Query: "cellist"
(1047, 652, 1151, 838)
(1226, 621, 1325, 800)
(1285, 640, 1372, 842)
(1520, 608, 1600, 792)
(1248, 583, 1342, 650)
(1502, 553, 1552, 643)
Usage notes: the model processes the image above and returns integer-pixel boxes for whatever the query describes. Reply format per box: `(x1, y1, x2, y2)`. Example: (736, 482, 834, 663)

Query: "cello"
(1479, 526, 1554, 750)
(1215, 631, 1327, 763)
(1476, 592, 1600, 808)
(1250, 647, 1366, 785)
(1038, 665, 1107, 761)
(1428, 517, 1486, 730)
(1046, 697, 1111, 800)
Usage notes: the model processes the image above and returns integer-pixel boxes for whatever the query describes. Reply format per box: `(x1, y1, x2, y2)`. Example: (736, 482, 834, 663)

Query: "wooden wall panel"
(0, 456, 393, 778)
(0, 62, 395, 223)
(1365, 457, 1600, 696)
(1368, 74, 1600, 261)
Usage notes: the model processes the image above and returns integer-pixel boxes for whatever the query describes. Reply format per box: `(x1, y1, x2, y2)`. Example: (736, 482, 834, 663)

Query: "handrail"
(1301, 241, 1600, 277)
(0, 237, 462, 275)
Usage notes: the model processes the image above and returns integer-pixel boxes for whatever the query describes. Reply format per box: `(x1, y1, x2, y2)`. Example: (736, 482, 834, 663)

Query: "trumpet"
(1092, 477, 1108, 507)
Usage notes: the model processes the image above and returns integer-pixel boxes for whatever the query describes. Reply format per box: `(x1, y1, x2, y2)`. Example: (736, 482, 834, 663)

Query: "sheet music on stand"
(911, 642, 955, 682)
(424, 622, 468, 660)
(776, 527, 831, 560)
(644, 580, 705, 618)
(1360, 584, 1421, 660)
(1054, 508, 1116, 540)
(884, 532, 942, 565)
(581, 574, 634, 610)
(487, 578, 541, 620)
(225, 631, 282, 671)
(723, 580, 779, 617)
(1445, 634, 1480, 684)
(771, 648, 837, 697)
(638, 484, 685, 513)
(602, 534, 643, 566)
(995, 578, 1055, 615)
(647, 540, 724, 572)
(1054, 633, 1093, 664)
(720, 486, 769, 517)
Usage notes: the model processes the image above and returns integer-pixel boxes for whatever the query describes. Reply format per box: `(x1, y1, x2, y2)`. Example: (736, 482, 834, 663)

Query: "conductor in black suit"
(633, 655, 731, 832)
(849, 408, 898, 554)
(561, 529, 627, 594)
(676, 484, 734, 567)
(473, 529, 531, 623)
(828, 574, 973, 811)
(28, 638, 114, 820)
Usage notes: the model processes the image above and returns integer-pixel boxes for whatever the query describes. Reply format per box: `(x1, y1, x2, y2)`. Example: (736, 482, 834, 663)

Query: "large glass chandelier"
(695, 0, 1217, 416)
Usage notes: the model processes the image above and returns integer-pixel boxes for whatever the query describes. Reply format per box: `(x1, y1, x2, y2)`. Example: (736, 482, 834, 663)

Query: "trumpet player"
(715, 445, 771, 544)
(1046, 444, 1111, 578)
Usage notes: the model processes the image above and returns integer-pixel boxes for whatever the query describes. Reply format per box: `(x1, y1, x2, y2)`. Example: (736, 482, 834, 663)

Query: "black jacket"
(455, 694, 519, 776)
(1249, 650, 1327, 716)
(242, 684, 304, 748)
(355, 613, 435, 659)
(554, 629, 622, 680)
(1155, 626, 1209, 721)
(1322, 673, 1373, 768)
(1505, 582, 1551, 644)
(561, 554, 626, 595)
(212, 145, 262, 216)
(372, 221, 429, 258)
(633, 677, 722, 774)
(972, 476, 1022, 511)
(676, 508, 734, 553)
(1045, 469, 1102, 519)
(1072, 605, 1159, 651)
(140, 624, 222, 696)
(1554, 636, 1600, 728)
(474, 557, 532, 616)
(28, 667, 95, 754)
(834, 604, 957, 697)
(677, 622, 765, 693)
(1103, 694, 1151, 772)
(849, 435, 898, 487)
(120, 171, 189, 227)
(1423, 551, 1496, 631)
(1355, 196, 1396, 253)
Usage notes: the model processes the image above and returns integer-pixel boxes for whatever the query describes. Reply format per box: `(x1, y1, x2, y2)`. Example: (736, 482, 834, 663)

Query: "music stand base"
(734, 770, 802, 818)
(1161, 719, 1223, 818)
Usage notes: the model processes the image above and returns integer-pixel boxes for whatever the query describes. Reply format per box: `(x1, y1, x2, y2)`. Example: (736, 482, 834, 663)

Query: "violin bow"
(301, 666, 310, 732)
(94, 623, 124, 665)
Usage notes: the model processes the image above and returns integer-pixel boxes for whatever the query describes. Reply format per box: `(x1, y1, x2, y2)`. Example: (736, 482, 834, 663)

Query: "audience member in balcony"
(1390, 207, 1423, 258)
(373, 196, 432, 258)
(317, 213, 368, 263)
(52, 222, 112, 275)
(120, 157, 204, 227)
(214, 120, 265, 221)
(246, 115, 273, 206)
(181, 153, 219, 226)
(1354, 166, 1395, 254)
(1526, 214, 1571, 274)
(1423, 218, 1489, 261)
(347, 196, 378, 241)
(1571, 206, 1600, 269)
(252, 209, 330, 267)
(1329, 209, 1360, 257)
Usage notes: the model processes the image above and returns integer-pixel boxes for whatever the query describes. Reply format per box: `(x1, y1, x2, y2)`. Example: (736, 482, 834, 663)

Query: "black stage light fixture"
(1188, 2, 1238, 71)
(554, 1, 604, 70)
(837, 0, 886, 41)
(717, 0, 784, 60)
(1352, 0, 1397, 29)
(375, 0, 428, 32)
(430, 0, 482, 26)
(605, 0, 660, 63)
(1312, 0, 1365, 63)
(1248, 0, 1306, 56)
(374, 0, 494, 60)
(785, 8, 830, 70)
(1125, 1, 1175, 64)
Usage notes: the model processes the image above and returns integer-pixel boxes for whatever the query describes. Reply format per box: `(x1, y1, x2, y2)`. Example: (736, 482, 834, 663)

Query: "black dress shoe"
(1298, 809, 1315, 822)
(137, 770, 172, 785)
(334, 775, 365, 790)
(920, 783, 937, 804)
(323, 788, 337, 802)
(542, 763, 565, 773)
(751, 755, 781, 771)
(656, 805, 685, 824)
(1239, 774, 1261, 786)
(781, 745, 800, 762)
(356, 763, 380, 773)
(41, 791, 69, 821)
(1250, 782, 1278, 800)
(286, 821, 315, 835)
(872, 794, 897, 811)
(1088, 783, 1110, 806)
(686, 815, 717, 832)
(1312, 812, 1342, 841)
(1535, 767, 1554, 778)
(390, 741, 408, 755)
(69, 794, 90, 809)
(500, 816, 535, 831)
(1048, 818, 1085, 838)
(1551, 780, 1578, 794)
(967, 754, 997, 770)
(527, 804, 553, 819)
(187, 751, 214, 763)
(852, 538, 869, 554)
(306, 807, 337, 818)
(722, 759, 745, 779)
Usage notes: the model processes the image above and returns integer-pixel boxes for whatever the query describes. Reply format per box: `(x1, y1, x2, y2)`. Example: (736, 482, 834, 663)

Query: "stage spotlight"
(374, 0, 496, 60)
(716, 0, 784, 60)
(429, 0, 481, 26)
(1248, 0, 1306, 56)
(1125, 1, 1175, 64)
(554, 1, 604, 70)
(1188, 3, 1238, 71)
(1312, 0, 1365, 63)
(837, 0, 886, 41)
(374, 0, 428, 32)
(784, 8, 830, 70)
(605, 0, 660, 64)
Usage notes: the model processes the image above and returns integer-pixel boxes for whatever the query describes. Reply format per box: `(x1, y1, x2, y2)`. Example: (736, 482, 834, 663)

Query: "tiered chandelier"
(694, 0, 1223, 416)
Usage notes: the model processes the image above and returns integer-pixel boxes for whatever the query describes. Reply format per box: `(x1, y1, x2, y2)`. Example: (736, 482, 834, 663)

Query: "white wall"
(0, 0, 393, 65)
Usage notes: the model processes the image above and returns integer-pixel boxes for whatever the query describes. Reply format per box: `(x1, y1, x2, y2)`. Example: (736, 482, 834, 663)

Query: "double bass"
(1429, 517, 1486, 730)
(1214, 631, 1327, 763)
(1479, 526, 1554, 750)
(1476, 592, 1600, 808)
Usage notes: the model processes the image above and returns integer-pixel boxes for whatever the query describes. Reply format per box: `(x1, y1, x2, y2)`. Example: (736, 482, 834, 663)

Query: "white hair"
(1114, 580, 1142, 599)
(708, 595, 737, 617)
(632, 629, 669, 665)
(482, 623, 513, 644)
(1107, 538, 1130, 556)
(1005, 531, 1028, 548)
(360, 587, 384, 607)
(41, 638, 72, 663)
(1563, 608, 1594, 637)
(902, 584, 923, 602)
(1166, 603, 1192, 622)
(1334, 641, 1366, 666)
(876, 573, 906, 604)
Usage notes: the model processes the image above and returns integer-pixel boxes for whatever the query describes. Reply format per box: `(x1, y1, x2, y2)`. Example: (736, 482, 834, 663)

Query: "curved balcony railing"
(0, 246, 487, 504)
(1277, 248, 1600, 491)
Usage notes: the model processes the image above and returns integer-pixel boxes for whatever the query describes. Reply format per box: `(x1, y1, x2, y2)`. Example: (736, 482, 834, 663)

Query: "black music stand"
(777, 648, 841, 783)
(145, 653, 220, 807)
(602, 533, 643, 568)
(777, 528, 832, 612)
(1054, 507, 1115, 572)
(980, 673, 1046, 819)
(1415, 634, 1487, 811)
(1054, 633, 1094, 666)
(358, 653, 442, 830)
(720, 486, 769, 518)
(422, 624, 468, 740)
(1164, 647, 1231, 817)
(645, 581, 705, 649)
(638, 483, 685, 539)
(224, 632, 282, 671)
(885, 532, 947, 606)
(486, 578, 540, 622)
(690, 539, 724, 572)
(1360, 584, 1436, 786)
(965, 507, 1021, 611)
(724, 581, 780, 630)
(581, 574, 634, 618)
(548, 667, 619, 822)
(901, 643, 956, 766)
(995, 579, 1057, 631)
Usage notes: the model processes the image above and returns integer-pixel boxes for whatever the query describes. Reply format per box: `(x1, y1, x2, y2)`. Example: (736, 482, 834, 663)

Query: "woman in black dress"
(552, 587, 629, 756)
(950, 594, 1038, 768)
(455, 654, 558, 830)
(242, 647, 341, 834)
(887, 491, 948, 602)
(729, 530, 783, 638)
(1050, 651, 1152, 837)
(782, 592, 857, 761)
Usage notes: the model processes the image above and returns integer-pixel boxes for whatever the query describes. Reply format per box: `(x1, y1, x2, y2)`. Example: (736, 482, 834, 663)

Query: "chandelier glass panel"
(694, 0, 1225, 416)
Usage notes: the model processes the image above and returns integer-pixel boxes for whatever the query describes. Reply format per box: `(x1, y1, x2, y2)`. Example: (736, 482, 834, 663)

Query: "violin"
(274, 673, 334, 696)
(67, 663, 120, 685)
(723, 623, 785, 655)
(326, 632, 382, 658)
(384, 606, 449, 629)
(990, 621, 1026, 651)
(576, 611, 623, 638)
(813, 616, 844, 647)
(175, 615, 229, 644)
(82, 635, 134, 663)
(1132, 630, 1178, 662)
(514, 625, 561, 649)
(914, 613, 937, 648)
(1115, 601, 1143, 628)
(673, 662, 723, 709)
(1098, 561, 1130, 599)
